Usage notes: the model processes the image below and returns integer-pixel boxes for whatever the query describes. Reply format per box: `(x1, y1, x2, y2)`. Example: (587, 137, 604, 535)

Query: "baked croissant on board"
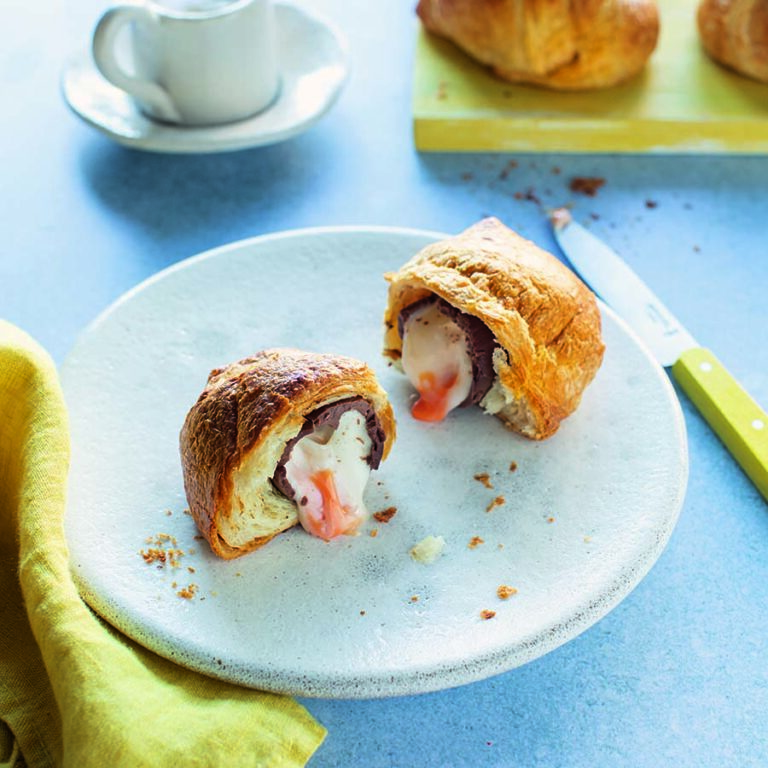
(416, 0, 660, 90)
(383, 217, 605, 439)
(697, 0, 768, 83)
(180, 348, 396, 559)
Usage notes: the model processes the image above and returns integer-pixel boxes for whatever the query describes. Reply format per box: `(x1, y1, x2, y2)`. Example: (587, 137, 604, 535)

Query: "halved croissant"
(417, 0, 660, 90)
(180, 349, 396, 559)
(383, 218, 605, 439)
(697, 0, 768, 82)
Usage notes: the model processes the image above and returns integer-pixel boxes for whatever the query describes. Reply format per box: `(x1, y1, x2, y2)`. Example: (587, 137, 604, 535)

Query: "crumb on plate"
(410, 535, 445, 564)
(373, 506, 397, 523)
(497, 585, 518, 600)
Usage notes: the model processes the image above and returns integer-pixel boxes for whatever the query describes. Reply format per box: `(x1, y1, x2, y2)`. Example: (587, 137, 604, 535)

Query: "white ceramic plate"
(61, 3, 347, 153)
(62, 226, 688, 698)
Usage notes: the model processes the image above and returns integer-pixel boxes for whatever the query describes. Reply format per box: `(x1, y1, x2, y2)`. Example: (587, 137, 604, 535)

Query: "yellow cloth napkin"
(0, 320, 326, 768)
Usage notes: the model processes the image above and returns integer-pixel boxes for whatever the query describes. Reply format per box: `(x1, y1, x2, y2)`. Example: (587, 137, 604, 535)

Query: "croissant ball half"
(697, 0, 768, 83)
(180, 348, 396, 560)
(383, 217, 605, 440)
(416, 0, 660, 90)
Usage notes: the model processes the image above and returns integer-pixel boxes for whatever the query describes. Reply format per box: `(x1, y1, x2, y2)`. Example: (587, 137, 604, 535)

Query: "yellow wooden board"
(413, 0, 768, 153)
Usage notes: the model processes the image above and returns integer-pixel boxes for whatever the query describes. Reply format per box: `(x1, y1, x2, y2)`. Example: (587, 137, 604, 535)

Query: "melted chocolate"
(398, 295, 497, 407)
(271, 398, 385, 500)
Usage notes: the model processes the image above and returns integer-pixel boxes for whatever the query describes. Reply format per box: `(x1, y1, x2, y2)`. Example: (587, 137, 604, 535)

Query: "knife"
(550, 207, 768, 502)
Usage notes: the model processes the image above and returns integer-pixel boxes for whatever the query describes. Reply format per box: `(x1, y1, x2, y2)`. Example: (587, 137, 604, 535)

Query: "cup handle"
(92, 5, 182, 123)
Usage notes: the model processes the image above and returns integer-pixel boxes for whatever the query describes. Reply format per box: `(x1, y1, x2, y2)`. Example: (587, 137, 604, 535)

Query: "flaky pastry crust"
(383, 217, 604, 439)
(697, 0, 768, 82)
(417, 0, 660, 90)
(180, 348, 396, 560)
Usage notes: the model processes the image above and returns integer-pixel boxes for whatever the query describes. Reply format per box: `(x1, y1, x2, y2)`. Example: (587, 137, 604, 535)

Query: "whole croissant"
(697, 0, 768, 82)
(416, 0, 660, 90)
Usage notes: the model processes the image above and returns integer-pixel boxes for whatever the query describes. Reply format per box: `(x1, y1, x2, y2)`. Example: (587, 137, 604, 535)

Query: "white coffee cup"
(92, 0, 280, 126)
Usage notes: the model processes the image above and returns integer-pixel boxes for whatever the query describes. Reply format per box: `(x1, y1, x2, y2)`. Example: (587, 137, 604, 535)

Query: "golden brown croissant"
(383, 218, 604, 439)
(416, 0, 660, 90)
(180, 348, 396, 559)
(697, 0, 768, 82)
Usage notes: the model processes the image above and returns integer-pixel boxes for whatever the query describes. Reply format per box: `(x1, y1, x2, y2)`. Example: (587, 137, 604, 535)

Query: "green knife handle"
(672, 347, 768, 502)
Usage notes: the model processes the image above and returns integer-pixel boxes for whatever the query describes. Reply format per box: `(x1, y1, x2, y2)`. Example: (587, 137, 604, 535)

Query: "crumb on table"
(497, 585, 518, 600)
(486, 496, 506, 513)
(480, 609, 496, 620)
(468, 536, 485, 549)
(569, 176, 606, 197)
(473, 472, 493, 489)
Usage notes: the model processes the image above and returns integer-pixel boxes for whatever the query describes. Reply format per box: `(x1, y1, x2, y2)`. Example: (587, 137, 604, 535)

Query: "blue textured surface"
(4, 1, 768, 765)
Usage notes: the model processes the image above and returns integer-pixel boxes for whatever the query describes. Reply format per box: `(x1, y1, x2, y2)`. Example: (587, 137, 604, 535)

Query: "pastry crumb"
(509, 461, 518, 472)
(569, 176, 605, 197)
(409, 595, 419, 603)
(486, 496, 506, 513)
(176, 584, 198, 599)
(473, 472, 493, 489)
(374, 506, 397, 523)
(140, 546, 184, 568)
(410, 535, 445, 564)
(480, 609, 496, 620)
(468, 536, 485, 549)
(547, 516, 556, 524)
(370, 528, 379, 538)
(497, 585, 518, 600)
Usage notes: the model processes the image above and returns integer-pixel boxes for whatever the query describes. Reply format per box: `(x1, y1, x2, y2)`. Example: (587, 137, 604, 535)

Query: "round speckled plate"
(62, 226, 688, 698)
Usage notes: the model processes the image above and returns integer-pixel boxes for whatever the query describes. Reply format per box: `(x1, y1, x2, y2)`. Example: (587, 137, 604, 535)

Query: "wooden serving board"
(413, 0, 768, 153)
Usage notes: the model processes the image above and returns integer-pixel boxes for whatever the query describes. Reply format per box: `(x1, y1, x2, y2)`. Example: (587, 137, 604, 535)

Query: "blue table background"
(3, 1, 767, 765)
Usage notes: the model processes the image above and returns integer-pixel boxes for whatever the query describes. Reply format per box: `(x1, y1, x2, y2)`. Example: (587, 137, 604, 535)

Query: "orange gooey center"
(411, 370, 459, 422)
(305, 468, 358, 541)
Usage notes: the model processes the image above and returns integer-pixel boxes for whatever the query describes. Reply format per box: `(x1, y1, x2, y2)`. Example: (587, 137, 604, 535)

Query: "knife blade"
(550, 207, 768, 502)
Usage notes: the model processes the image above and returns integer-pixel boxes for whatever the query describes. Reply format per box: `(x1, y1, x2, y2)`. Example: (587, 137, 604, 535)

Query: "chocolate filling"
(271, 397, 385, 501)
(398, 295, 497, 407)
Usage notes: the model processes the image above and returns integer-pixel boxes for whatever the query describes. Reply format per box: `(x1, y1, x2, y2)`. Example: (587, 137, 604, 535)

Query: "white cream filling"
(283, 409, 373, 535)
(409, 535, 446, 564)
(401, 301, 473, 413)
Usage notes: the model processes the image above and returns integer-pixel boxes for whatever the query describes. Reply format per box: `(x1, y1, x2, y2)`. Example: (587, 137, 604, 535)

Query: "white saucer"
(61, 3, 348, 153)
